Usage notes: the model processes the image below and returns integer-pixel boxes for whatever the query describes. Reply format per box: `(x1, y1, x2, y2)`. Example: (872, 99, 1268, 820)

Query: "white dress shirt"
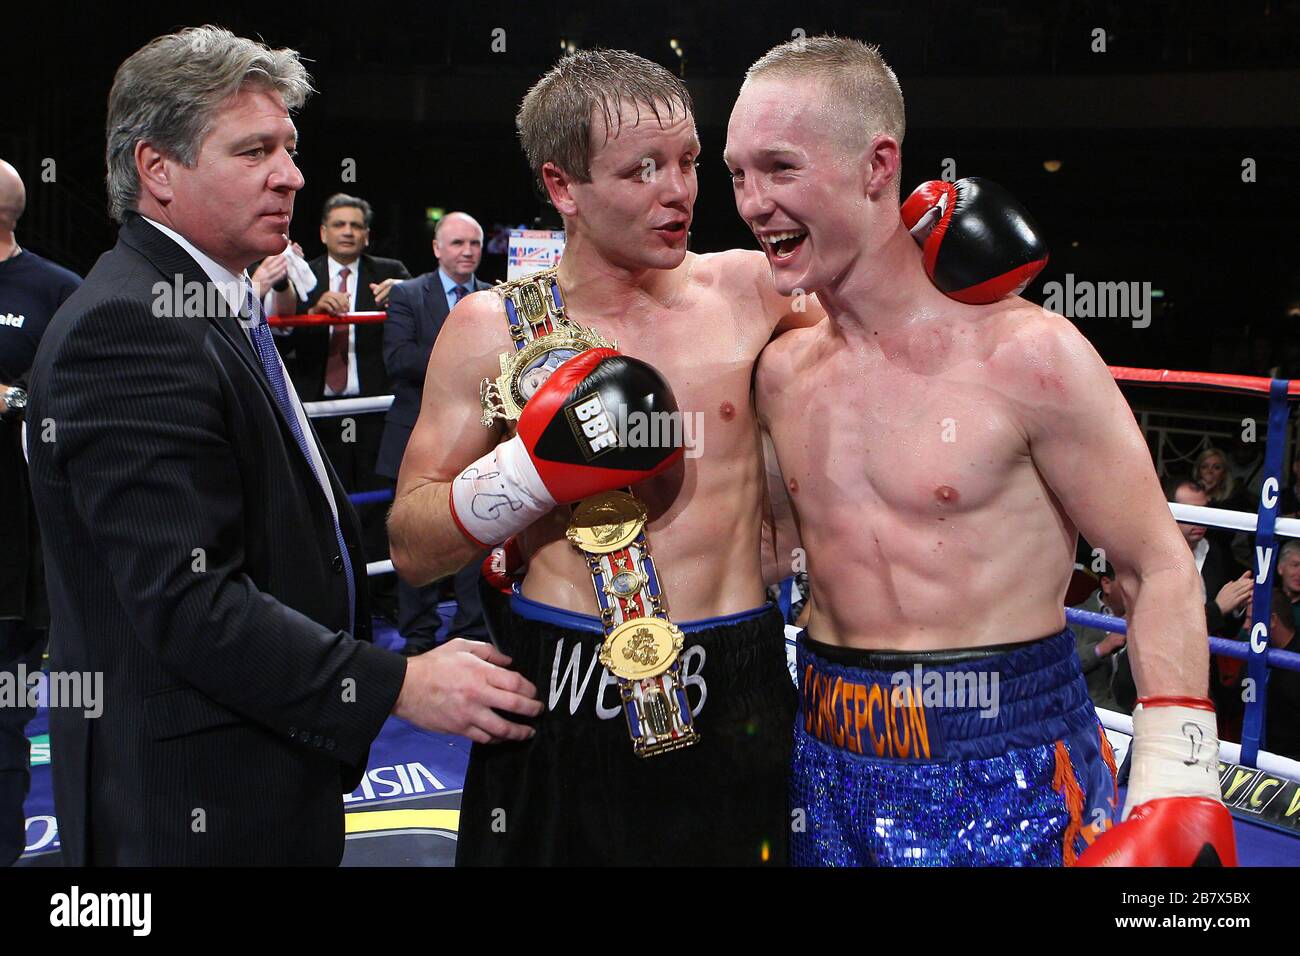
(1192, 537, 1209, 598)
(142, 217, 342, 525)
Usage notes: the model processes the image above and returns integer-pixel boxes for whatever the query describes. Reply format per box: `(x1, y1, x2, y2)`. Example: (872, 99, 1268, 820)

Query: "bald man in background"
(378, 212, 490, 655)
(0, 159, 81, 864)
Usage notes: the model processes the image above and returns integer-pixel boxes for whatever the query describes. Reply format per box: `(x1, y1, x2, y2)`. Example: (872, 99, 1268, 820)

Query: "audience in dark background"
(277, 193, 411, 620)
(1072, 563, 1130, 714)
(0, 158, 80, 867)
(378, 212, 492, 656)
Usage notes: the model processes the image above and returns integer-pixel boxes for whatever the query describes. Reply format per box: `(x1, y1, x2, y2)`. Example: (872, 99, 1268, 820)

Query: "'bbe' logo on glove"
(566, 394, 618, 459)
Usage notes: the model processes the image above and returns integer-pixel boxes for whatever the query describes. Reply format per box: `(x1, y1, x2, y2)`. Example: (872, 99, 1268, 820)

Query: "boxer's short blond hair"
(744, 36, 905, 149)
(516, 49, 693, 195)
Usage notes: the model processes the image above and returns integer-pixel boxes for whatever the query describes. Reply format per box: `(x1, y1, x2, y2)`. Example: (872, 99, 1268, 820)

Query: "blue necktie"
(244, 285, 357, 633)
(453, 284, 469, 304)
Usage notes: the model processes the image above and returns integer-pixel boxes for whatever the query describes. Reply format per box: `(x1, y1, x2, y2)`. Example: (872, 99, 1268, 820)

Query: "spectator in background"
(1196, 446, 1244, 508)
(1167, 478, 1252, 637)
(1195, 445, 1253, 554)
(280, 193, 411, 620)
(1277, 540, 1300, 626)
(1244, 585, 1300, 761)
(1072, 563, 1130, 714)
(379, 212, 490, 656)
(1168, 477, 1252, 740)
(0, 158, 80, 866)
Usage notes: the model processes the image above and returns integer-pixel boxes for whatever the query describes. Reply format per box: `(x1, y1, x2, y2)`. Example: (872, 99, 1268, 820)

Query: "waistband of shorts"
(496, 598, 790, 722)
(796, 628, 1095, 762)
(510, 586, 773, 634)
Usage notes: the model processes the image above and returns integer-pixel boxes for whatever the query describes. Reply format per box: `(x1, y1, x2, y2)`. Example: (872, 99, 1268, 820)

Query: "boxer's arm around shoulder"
(739, 248, 826, 336)
(389, 290, 505, 585)
(36, 297, 406, 765)
(1011, 310, 1207, 698)
(701, 249, 825, 339)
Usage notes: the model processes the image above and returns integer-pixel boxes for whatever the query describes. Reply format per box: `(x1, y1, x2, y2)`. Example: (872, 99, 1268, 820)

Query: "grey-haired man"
(26, 26, 539, 865)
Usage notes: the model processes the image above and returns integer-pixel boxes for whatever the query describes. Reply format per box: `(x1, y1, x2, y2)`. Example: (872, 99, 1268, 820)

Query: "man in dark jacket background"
(379, 212, 490, 655)
(0, 157, 80, 866)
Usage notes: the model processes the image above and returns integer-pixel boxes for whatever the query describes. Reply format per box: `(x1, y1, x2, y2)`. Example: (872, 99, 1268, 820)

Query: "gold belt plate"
(599, 617, 684, 682)
(566, 490, 647, 554)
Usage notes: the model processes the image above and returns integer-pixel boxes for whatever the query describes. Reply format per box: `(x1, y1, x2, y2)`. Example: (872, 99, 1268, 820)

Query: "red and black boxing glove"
(1078, 697, 1237, 867)
(449, 348, 684, 547)
(482, 537, 527, 596)
(901, 177, 1049, 304)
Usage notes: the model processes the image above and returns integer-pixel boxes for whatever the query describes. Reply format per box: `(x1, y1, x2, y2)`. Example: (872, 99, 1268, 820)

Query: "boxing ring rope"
(1102, 366, 1294, 769)
(283, 310, 1297, 773)
(302, 395, 394, 417)
(268, 311, 388, 328)
(266, 311, 401, 573)
(1066, 606, 1300, 674)
(1094, 705, 1300, 782)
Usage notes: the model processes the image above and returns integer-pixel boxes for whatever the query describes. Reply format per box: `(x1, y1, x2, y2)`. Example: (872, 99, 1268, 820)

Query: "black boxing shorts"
(454, 585, 796, 866)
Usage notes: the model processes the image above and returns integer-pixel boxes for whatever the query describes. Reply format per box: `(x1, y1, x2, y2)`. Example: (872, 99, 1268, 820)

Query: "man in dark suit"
(379, 212, 490, 655)
(279, 193, 410, 613)
(0, 158, 81, 866)
(25, 26, 538, 866)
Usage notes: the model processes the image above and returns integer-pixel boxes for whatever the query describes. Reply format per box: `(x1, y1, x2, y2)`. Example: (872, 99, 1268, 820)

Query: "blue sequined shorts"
(792, 629, 1118, 866)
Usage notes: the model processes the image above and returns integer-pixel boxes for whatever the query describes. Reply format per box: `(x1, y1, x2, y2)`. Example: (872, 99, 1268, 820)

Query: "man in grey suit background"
(378, 212, 490, 656)
(25, 27, 538, 865)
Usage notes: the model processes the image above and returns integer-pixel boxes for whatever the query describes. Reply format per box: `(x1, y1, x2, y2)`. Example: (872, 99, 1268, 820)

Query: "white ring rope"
(366, 559, 394, 577)
(1168, 501, 1300, 539)
(1096, 706, 1300, 783)
(303, 395, 394, 417)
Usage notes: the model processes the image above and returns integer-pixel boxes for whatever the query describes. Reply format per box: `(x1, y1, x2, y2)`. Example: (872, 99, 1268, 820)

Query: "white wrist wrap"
(1123, 702, 1223, 819)
(449, 435, 554, 547)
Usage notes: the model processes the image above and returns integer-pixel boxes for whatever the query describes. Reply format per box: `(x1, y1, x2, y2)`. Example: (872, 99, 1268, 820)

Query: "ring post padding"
(1239, 378, 1291, 765)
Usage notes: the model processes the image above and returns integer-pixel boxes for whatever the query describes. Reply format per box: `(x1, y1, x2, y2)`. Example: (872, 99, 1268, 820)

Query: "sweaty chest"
(595, 319, 762, 460)
(775, 358, 1027, 519)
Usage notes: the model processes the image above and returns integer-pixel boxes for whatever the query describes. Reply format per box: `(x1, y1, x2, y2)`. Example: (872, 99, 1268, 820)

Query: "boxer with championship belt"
(469, 267, 699, 756)
(388, 48, 1040, 867)
(389, 50, 814, 866)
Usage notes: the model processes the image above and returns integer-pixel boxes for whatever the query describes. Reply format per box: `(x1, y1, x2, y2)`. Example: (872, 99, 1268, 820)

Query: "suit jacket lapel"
(119, 215, 330, 505)
(353, 255, 371, 311)
(119, 214, 263, 376)
(425, 273, 450, 332)
(311, 257, 329, 308)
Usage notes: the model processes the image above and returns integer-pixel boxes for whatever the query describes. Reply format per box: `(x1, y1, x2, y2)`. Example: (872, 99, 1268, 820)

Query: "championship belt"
(479, 268, 613, 427)
(481, 268, 699, 757)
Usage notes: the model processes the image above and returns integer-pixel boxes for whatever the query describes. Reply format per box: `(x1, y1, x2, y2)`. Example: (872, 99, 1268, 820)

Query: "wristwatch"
(3, 386, 27, 419)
